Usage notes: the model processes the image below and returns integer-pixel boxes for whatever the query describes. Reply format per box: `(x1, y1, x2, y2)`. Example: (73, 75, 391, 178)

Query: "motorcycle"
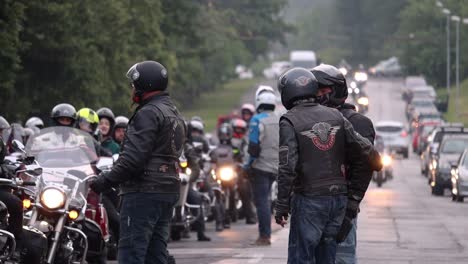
(373, 152, 394, 187)
(24, 127, 110, 264)
(212, 164, 240, 226)
(170, 155, 201, 241)
(356, 93, 369, 115)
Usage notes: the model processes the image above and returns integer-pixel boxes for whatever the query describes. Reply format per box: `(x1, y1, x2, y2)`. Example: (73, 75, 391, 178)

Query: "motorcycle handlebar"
(22, 181, 36, 186)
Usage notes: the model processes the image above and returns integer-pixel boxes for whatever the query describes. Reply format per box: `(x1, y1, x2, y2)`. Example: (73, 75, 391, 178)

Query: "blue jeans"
(336, 218, 357, 264)
(251, 168, 275, 238)
(288, 194, 347, 264)
(119, 192, 178, 264)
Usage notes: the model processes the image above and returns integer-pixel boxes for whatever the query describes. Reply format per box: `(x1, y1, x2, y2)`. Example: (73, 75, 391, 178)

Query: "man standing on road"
(312, 64, 377, 264)
(274, 68, 374, 263)
(246, 85, 279, 246)
(91, 61, 185, 264)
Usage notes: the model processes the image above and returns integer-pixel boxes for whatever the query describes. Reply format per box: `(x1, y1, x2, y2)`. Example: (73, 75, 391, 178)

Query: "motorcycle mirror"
(25, 164, 42, 176)
(12, 140, 26, 154)
(96, 157, 113, 171)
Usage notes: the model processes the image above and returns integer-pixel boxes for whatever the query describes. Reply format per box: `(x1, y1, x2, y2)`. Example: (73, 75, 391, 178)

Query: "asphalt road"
(111, 78, 468, 263)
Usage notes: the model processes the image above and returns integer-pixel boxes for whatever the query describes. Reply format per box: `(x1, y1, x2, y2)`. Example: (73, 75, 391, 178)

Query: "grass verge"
(180, 78, 260, 131)
(437, 78, 468, 125)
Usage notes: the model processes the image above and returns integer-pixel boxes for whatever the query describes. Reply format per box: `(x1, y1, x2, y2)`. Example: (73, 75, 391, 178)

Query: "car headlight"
(357, 97, 369, 106)
(382, 155, 392, 167)
(40, 187, 65, 210)
(219, 167, 235, 182)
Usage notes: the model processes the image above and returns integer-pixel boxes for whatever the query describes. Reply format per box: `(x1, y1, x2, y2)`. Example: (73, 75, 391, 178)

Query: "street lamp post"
(452, 15, 460, 117)
(443, 8, 451, 94)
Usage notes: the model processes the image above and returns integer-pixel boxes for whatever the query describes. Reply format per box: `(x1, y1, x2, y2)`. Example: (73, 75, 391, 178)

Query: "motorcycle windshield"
(25, 127, 98, 209)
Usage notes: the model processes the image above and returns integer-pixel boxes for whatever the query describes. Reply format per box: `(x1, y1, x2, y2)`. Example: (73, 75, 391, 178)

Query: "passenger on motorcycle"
(113, 116, 129, 145)
(75, 107, 112, 157)
(97, 107, 120, 155)
(246, 85, 279, 246)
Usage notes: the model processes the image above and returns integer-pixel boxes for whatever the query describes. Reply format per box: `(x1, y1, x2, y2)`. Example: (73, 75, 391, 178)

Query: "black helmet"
(217, 123, 233, 143)
(114, 116, 129, 129)
(278, 67, 319, 110)
(0, 116, 10, 130)
(126, 61, 168, 93)
(97, 107, 115, 126)
(51, 103, 76, 126)
(311, 64, 348, 106)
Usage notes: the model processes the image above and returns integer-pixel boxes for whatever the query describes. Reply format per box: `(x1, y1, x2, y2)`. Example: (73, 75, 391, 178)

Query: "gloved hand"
(274, 202, 289, 227)
(89, 172, 112, 194)
(336, 199, 360, 243)
(370, 148, 383, 172)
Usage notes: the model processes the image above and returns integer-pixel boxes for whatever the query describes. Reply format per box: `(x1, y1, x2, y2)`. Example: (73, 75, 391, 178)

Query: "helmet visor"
(126, 63, 140, 82)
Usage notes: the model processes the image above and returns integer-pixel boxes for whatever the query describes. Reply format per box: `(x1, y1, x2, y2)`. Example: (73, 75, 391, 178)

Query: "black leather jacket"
(104, 92, 186, 194)
(277, 102, 373, 211)
(339, 103, 377, 202)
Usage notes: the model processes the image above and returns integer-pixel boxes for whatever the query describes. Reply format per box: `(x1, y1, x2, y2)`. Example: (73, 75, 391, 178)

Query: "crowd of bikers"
(1, 60, 382, 264)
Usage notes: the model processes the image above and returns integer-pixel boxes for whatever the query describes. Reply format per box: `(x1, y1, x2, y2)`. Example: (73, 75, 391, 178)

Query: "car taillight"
(401, 131, 408, 137)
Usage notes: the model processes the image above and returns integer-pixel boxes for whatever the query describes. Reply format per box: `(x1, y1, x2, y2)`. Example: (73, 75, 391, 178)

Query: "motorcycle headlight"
(219, 167, 235, 182)
(186, 168, 192, 176)
(357, 97, 369, 106)
(180, 161, 188, 169)
(350, 81, 357, 89)
(354, 88, 360, 94)
(432, 160, 438, 170)
(382, 155, 392, 167)
(339, 67, 348, 76)
(40, 187, 65, 210)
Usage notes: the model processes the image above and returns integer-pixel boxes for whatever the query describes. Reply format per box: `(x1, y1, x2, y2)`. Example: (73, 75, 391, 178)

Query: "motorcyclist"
(90, 60, 185, 264)
(75, 108, 112, 157)
(188, 118, 210, 155)
(0, 136, 24, 252)
(210, 123, 237, 231)
(240, 103, 255, 124)
(184, 137, 211, 241)
(245, 85, 279, 246)
(312, 63, 378, 264)
(25, 117, 44, 134)
(97, 107, 120, 155)
(274, 68, 375, 263)
(76, 108, 99, 135)
(0, 117, 10, 152)
(231, 118, 256, 225)
(113, 116, 129, 145)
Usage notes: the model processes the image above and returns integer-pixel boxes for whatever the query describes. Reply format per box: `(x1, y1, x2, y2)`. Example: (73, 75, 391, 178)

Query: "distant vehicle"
(370, 57, 402, 77)
(430, 133, 468, 196)
(375, 121, 409, 158)
(420, 124, 465, 177)
(410, 86, 437, 101)
(412, 121, 441, 154)
(450, 148, 468, 202)
(406, 98, 437, 121)
(410, 110, 443, 133)
(403, 76, 427, 101)
(263, 61, 291, 79)
(289, 50, 317, 69)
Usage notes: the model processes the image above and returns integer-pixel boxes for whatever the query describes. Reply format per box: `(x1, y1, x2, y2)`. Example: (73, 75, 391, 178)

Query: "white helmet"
(25, 117, 44, 129)
(189, 119, 204, 133)
(255, 85, 276, 110)
(241, 103, 255, 114)
(255, 85, 275, 99)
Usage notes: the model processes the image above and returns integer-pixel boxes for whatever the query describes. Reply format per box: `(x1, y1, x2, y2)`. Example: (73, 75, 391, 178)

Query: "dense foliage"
(0, 0, 290, 121)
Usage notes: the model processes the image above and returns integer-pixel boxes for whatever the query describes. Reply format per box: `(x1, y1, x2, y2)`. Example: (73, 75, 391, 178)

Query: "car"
(430, 133, 468, 196)
(412, 121, 441, 154)
(375, 121, 409, 158)
(402, 76, 427, 101)
(420, 124, 465, 177)
(410, 110, 443, 133)
(370, 57, 402, 77)
(450, 148, 468, 202)
(409, 86, 436, 101)
(406, 98, 437, 121)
